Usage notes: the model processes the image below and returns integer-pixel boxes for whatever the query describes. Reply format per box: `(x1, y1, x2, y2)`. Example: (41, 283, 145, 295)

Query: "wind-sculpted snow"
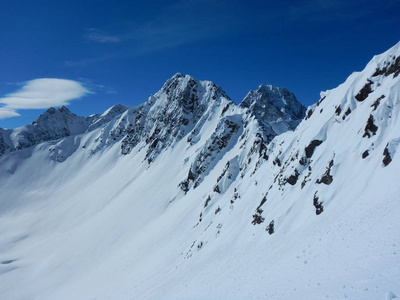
(249, 41, 400, 224)
(1, 43, 400, 300)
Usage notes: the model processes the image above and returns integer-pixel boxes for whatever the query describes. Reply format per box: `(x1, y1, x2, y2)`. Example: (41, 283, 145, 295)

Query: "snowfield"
(1, 43, 400, 300)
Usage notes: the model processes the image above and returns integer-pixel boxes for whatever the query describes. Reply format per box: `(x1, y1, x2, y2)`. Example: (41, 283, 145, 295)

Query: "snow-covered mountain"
(1, 43, 400, 300)
(240, 84, 306, 135)
(0, 104, 130, 156)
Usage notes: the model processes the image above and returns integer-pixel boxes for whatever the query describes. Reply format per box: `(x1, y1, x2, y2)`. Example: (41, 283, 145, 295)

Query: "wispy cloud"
(0, 79, 90, 119)
(68, 0, 242, 66)
(78, 78, 117, 95)
(85, 28, 121, 43)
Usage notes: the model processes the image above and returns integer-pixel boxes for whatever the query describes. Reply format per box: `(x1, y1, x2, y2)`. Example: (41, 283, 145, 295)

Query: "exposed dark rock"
(187, 168, 195, 181)
(305, 140, 323, 158)
(306, 109, 313, 119)
(313, 192, 324, 215)
(363, 115, 378, 138)
(355, 80, 373, 102)
(231, 188, 240, 205)
(259, 139, 269, 160)
(179, 180, 190, 193)
(216, 161, 230, 183)
(179, 165, 198, 193)
(371, 95, 385, 111)
(215, 207, 221, 214)
(181, 118, 189, 126)
(335, 106, 342, 116)
(287, 169, 300, 185)
(373, 55, 400, 78)
(252, 208, 265, 225)
(383, 145, 392, 166)
(299, 156, 307, 166)
(316, 159, 334, 185)
(342, 107, 352, 120)
(257, 195, 268, 209)
(316, 96, 326, 106)
(197, 241, 203, 250)
(149, 138, 160, 150)
(204, 196, 211, 208)
(388, 56, 400, 78)
(266, 220, 274, 235)
(362, 150, 369, 159)
(273, 157, 281, 167)
(221, 104, 230, 115)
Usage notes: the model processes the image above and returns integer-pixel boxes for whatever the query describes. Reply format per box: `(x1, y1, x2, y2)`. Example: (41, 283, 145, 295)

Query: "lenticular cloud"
(0, 78, 89, 119)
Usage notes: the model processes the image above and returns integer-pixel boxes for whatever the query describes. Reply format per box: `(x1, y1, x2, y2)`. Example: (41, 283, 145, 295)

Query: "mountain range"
(0, 42, 399, 300)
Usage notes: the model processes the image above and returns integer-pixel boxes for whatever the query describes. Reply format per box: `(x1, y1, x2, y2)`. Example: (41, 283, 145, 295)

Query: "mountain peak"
(257, 84, 284, 92)
(157, 73, 232, 108)
(240, 84, 306, 133)
(100, 104, 129, 117)
(32, 105, 76, 125)
(171, 72, 184, 79)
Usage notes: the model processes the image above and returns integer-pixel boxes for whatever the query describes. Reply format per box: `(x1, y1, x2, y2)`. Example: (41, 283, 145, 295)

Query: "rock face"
(118, 73, 236, 162)
(1, 43, 400, 300)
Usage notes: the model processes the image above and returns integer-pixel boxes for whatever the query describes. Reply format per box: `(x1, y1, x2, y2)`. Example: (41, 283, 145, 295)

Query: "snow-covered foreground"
(1, 43, 400, 300)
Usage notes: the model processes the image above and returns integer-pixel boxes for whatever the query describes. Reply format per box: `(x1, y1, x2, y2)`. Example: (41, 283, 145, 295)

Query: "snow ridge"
(1, 42, 400, 300)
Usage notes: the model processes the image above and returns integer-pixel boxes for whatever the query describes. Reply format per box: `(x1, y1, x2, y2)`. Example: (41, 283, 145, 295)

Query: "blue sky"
(0, 0, 399, 128)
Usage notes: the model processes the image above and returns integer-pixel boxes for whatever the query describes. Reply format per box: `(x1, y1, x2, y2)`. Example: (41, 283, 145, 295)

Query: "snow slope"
(0, 43, 400, 300)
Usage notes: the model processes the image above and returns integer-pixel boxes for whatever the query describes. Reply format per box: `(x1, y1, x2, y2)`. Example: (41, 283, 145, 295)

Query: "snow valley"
(1, 43, 400, 300)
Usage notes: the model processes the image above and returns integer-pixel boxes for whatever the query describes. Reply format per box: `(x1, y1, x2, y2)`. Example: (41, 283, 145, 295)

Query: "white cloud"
(0, 108, 20, 119)
(0, 78, 90, 119)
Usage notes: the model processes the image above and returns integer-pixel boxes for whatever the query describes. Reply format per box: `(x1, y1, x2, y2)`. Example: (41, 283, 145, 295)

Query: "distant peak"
(45, 107, 57, 114)
(99, 104, 129, 118)
(59, 105, 71, 113)
(165, 73, 198, 85)
(172, 72, 184, 79)
(256, 84, 289, 94)
(258, 84, 273, 89)
(241, 84, 306, 126)
(160, 73, 229, 100)
(32, 106, 77, 125)
(43, 106, 71, 114)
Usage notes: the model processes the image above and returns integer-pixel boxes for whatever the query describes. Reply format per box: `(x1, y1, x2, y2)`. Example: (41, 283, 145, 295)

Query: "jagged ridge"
(1, 42, 400, 299)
